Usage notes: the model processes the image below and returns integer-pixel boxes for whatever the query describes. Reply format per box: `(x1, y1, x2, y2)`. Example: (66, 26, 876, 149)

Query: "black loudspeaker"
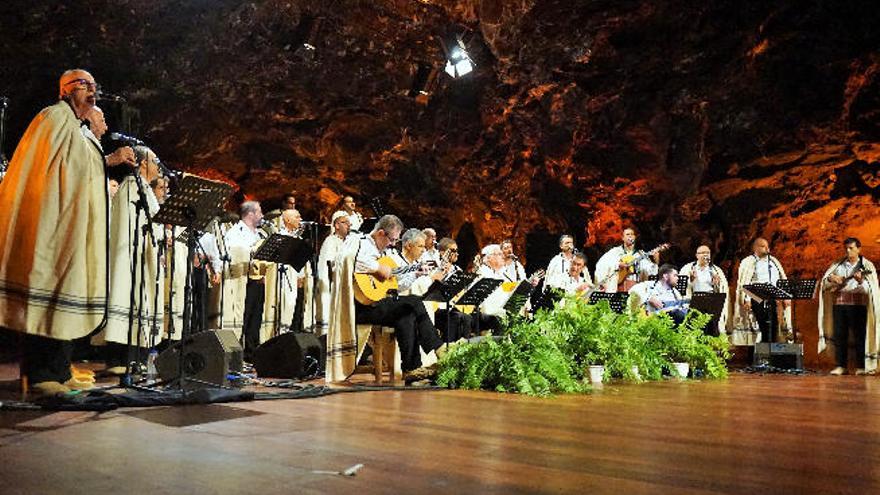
(753, 342, 804, 370)
(156, 330, 243, 389)
(254, 332, 325, 379)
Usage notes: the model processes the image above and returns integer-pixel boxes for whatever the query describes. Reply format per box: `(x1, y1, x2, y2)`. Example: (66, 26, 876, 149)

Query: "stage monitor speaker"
(254, 332, 324, 379)
(156, 329, 243, 389)
(753, 342, 803, 370)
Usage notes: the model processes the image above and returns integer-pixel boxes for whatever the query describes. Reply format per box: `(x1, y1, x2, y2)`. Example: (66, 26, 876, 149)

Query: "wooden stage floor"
(1, 370, 879, 494)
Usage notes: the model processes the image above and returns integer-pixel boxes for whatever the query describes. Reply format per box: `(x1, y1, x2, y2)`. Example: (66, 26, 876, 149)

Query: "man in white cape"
(0, 70, 134, 394)
(732, 238, 792, 345)
(680, 245, 731, 337)
(817, 237, 879, 375)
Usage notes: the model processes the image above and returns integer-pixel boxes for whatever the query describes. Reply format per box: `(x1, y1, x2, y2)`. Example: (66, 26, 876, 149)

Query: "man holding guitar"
(595, 227, 663, 293)
(352, 215, 446, 381)
(546, 252, 593, 295)
(818, 237, 880, 375)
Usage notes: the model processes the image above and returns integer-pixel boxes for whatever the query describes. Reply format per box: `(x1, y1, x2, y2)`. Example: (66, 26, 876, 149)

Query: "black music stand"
(533, 287, 563, 312)
(675, 276, 689, 295)
(776, 278, 818, 343)
(455, 278, 503, 335)
(503, 281, 536, 316)
(254, 234, 312, 338)
(743, 283, 792, 344)
(588, 291, 629, 314)
(689, 292, 727, 336)
(153, 174, 234, 390)
(254, 234, 311, 271)
(423, 272, 478, 345)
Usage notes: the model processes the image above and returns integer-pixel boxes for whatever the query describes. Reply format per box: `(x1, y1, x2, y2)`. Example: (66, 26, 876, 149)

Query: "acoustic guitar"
(353, 256, 430, 305)
(616, 243, 670, 291)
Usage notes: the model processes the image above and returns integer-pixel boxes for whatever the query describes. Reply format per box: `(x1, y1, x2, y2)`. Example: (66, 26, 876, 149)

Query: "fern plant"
(435, 295, 731, 396)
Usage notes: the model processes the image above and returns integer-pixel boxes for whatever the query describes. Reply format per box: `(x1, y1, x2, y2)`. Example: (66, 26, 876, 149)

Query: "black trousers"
(104, 342, 139, 369)
(833, 304, 868, 368)
(355, 295, 443, 372)
(434, 309, 474, 341)
(22, 334, 73, 384)
(243, 279, 265, 360)
(752, 300, 779, 343)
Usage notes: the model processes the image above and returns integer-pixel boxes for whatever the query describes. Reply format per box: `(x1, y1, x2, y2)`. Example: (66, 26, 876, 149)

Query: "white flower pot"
(631, 365, 641, 380)
(673, 362, 690, 378)
(587, 365, 605, 384)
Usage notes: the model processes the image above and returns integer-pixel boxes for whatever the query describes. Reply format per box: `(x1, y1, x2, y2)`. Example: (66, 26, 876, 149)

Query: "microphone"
(154, 157, 180, 180)
(0, 96, 8, 107)
(109, 132, 144, 146)
(300, 220, 318, 225)
(510, 254, 519, 261)
(97, 91, 126, 103)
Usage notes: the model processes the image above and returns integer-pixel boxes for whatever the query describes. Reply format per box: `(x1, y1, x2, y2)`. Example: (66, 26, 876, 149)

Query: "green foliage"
(436, 295, 731, 396)
(435, 317, 587, 397)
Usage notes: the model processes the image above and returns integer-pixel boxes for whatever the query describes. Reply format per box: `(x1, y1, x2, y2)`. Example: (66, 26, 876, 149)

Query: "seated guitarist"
(629, 264, 687, 324)
(353, 215, 447, 380)
(388, 228, 450, 296)
(595, 227, 659, 293)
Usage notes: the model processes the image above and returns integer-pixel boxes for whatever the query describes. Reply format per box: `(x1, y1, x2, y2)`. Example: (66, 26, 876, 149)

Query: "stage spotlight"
(442, 34, 474, 78)
(293, 15, 323, 63)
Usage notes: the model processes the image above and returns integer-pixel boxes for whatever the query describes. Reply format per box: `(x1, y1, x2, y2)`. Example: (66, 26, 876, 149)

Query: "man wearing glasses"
(0, 69, 134, 395)
(350, 215, 447, 382)
(316, 211, 351, 333)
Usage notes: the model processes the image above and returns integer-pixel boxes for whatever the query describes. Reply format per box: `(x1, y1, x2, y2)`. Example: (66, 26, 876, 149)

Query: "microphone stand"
(309, 221, 320, 332)
(121, 169, 155, 386)
(149, 223, 166, 350)
(166, 227, 179, 341)
(217, 235, 230, 330)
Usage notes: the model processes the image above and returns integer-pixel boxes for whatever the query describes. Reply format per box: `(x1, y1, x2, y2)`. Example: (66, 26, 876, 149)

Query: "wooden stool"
(367, 325, 397, 384)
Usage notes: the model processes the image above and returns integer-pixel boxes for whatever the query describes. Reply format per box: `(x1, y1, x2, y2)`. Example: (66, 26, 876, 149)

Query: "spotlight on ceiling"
(442, 34, 474, 78)
(293, 15, 323, 63)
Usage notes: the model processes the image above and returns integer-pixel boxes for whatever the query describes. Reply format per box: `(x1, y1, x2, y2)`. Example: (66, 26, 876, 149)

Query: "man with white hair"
(419, 228, 440, 266)
(0, 70, 134, 394)
(92, 145, 163, 373)
(349, 215, 446, 380)
(478, 244, 506, 279)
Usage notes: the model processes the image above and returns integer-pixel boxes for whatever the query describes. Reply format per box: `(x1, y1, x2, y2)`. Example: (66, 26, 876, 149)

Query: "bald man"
(0, 70, 130, 395)
(733, 238, 792, 345)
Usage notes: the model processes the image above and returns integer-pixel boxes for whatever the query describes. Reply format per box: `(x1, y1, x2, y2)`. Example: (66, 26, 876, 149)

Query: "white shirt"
(353, 234, 383, 274)
(501, 260, 527, 282)
(643, 282, 684, 314)
(546, 271, 590, 295)
(595, 246, 658, 291)
(224, 221, 262, 251)
(197, 232, 222, 273)
(318, 233, 348, 282)
(546, 253, 573, 282)
(751, 256, 781, 285)
(420, 248, 441, 266)
(687, 263, 716, 293)
(828, 259, 870, 294)
(478, 264, 506, 280)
